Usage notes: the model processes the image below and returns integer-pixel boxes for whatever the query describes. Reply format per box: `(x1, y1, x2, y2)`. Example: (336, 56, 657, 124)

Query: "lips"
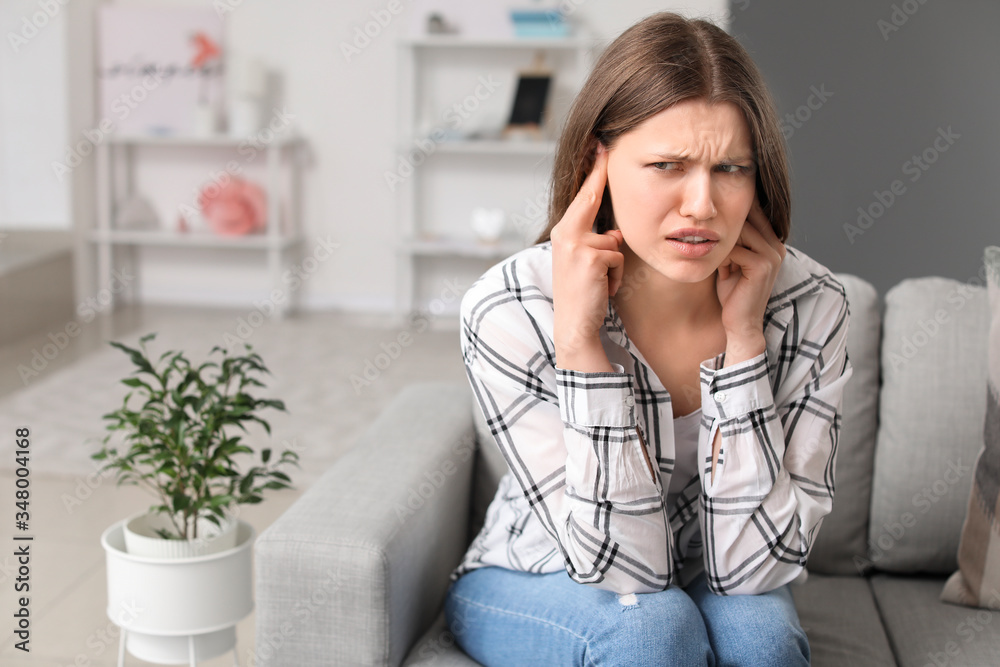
(666, 228, 720, 242)
(665, 235, 718, 258)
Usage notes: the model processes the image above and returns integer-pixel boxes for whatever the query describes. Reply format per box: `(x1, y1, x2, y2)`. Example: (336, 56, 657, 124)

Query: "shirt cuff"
(555, 364, 636, 427)
(699, 351, 771, 420)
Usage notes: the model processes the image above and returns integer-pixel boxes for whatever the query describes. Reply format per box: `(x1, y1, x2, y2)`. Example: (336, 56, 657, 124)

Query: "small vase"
(229, 97, 262, 137)
(471, 207, 506, 244)
(193, 101, 218, 138)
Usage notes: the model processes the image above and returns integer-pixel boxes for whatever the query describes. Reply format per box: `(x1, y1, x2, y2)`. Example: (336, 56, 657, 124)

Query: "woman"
(445, 12, 853, 666)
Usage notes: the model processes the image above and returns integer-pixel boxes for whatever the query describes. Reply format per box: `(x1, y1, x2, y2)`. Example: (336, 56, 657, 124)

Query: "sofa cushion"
(869, 277, 990, 574)
(942, 246, 1000, 609)
(791, 573, 896, 666)
(808, 274, 882, 575)
(402, 612, 482, 666)
(871, 574, 1000, 667)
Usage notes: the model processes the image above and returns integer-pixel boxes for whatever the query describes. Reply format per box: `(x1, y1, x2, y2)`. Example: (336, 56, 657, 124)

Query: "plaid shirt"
(457, 242, 853, 595)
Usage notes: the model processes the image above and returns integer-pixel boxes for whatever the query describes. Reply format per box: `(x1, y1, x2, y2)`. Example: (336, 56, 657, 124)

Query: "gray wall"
(730, 0, 999, 297)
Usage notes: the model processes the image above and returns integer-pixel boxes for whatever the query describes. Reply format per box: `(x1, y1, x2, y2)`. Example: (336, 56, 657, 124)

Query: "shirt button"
(714, 391, 727, 403)
(625, 395, 635, 407)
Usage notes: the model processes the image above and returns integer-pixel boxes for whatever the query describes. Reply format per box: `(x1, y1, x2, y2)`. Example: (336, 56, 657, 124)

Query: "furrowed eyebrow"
(648, 152, 756, 164)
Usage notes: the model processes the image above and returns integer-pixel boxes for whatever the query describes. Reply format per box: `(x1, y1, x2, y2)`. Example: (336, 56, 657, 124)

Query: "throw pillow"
(941, 246, 1000, 609)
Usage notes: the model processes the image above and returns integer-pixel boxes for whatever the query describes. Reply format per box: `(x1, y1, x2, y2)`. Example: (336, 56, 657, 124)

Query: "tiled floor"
(0, 304, 466, 665)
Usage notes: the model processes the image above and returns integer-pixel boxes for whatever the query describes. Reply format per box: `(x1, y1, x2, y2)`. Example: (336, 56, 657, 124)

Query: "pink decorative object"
(198, 178, 267, 236)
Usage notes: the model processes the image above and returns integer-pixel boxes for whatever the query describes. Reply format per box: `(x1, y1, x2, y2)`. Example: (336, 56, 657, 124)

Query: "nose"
(678, 171, 717, 221)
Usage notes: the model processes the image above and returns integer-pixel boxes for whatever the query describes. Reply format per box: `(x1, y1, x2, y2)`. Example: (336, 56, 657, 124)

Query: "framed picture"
(505, 72, 552, 138)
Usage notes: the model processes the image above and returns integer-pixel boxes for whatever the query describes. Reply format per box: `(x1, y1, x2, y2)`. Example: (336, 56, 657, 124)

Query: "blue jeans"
(444, 567, 809, 667)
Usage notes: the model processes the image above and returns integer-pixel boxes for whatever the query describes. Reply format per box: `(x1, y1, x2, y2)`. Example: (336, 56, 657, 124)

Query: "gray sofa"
(255, 272, 1000, 666)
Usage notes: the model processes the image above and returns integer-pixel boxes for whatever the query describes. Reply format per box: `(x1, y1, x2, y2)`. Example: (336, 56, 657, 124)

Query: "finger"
(736, 218, 782, 264)
(746, 199, 785, 254)
(588, 231, 622, 252)
(723, 243, 774, 276)
(717, 261, 730, 282)
(561, 145, 609, 234)
(737, 217, 765, 250)
(605, 249, 625, 296)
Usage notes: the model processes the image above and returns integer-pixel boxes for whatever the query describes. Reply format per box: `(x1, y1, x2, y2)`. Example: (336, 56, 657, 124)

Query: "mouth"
(665, 228, 720, 243)
(668, 235, 713, 244)
(665, 230, 718, 257)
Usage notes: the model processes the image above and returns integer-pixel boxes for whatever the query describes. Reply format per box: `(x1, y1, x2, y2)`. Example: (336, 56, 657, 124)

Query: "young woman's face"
(605, 99, 758, 284)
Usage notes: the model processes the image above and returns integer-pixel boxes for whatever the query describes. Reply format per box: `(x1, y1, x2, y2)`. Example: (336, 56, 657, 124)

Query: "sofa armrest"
(254, 382, 475, 667)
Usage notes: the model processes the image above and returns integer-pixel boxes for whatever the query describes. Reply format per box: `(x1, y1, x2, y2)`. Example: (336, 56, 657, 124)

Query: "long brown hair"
(537, 13, 790, 243)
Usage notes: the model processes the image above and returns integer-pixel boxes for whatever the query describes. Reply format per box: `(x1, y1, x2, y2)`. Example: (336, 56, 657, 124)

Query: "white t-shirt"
(666, 408, 702, 509)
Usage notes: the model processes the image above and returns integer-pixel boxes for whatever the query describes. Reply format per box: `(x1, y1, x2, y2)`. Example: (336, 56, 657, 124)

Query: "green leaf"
(239, 476, 254, 495)
(209, 494, 234, 508)
(121, 377, 151, 390)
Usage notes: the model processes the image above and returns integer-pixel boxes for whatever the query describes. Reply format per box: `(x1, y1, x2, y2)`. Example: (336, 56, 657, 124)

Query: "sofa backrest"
(808, 273, 883, 575)
(866, 277, 989, 575)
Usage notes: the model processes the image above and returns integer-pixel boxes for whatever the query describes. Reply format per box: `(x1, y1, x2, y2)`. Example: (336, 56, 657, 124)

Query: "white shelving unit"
(395, 35, 595, 316)
(91, 133, 305, 316)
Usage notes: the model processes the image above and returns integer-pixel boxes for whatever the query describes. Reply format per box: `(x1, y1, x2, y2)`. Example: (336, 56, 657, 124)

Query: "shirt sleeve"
(697, 283, 854, 595)
(461, 281, 673, 594)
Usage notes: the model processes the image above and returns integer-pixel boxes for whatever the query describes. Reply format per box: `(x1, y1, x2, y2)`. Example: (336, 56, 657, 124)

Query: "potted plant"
(94, 333, 297, 664)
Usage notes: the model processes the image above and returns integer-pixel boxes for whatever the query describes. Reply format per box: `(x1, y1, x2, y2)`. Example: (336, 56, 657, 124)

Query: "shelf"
(404, 139, 557, 156)
(402, 36, 593, 49)
(402, 236, 525, 259)
(395, 33, 593, 315)
(106, 134, 304, 148)
(89, 230, 301, 250)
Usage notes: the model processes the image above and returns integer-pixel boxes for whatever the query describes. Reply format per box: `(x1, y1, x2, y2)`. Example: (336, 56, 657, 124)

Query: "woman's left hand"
(715, 199, 786, 360)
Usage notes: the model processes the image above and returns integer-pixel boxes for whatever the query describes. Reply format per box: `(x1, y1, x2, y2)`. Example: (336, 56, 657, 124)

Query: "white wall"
(0, 0, 70, 229)
(76, 0, 727, 312)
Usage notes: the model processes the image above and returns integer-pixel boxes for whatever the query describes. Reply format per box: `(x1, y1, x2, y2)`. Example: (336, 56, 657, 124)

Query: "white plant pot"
(101, 519, 255, 664)
(123, 511, 238, 558)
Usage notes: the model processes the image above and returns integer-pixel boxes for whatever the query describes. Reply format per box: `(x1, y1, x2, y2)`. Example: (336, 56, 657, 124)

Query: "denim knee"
(710, 618, 809, 667)
(445, 569, 715, 667)
(586, 589, 714, 667)
(689, 580, 809, 667)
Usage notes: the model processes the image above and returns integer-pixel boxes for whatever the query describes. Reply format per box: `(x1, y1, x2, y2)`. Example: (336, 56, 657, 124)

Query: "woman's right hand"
(550, 143, 624, 373)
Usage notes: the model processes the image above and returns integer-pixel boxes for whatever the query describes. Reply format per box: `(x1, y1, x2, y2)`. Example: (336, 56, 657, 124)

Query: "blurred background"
(1, 0, 997, 331)
(1, 1, 998, 664)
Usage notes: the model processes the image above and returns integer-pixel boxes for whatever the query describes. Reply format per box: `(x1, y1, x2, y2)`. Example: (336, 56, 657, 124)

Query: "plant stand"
(116, 628, 240, 667)
(101, 519, 256, 666)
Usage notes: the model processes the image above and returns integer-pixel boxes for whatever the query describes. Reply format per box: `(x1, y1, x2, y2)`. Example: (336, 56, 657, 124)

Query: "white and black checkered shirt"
(456, 242, 853, 595)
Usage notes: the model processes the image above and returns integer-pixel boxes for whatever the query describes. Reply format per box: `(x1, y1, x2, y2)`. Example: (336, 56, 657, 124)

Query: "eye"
(651, 162, 681, 171)
(716, 163, 756, 175)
